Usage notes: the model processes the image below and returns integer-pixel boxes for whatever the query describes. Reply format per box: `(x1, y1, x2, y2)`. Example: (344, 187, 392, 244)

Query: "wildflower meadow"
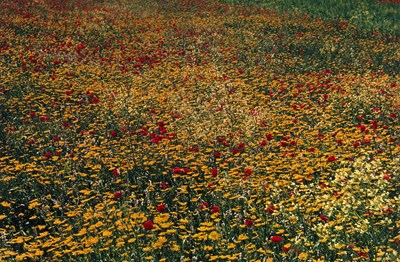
(0, 0, 399, 261)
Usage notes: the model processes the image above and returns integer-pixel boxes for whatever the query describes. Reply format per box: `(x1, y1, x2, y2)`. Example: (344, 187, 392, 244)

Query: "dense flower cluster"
(0, 0, 399, 261)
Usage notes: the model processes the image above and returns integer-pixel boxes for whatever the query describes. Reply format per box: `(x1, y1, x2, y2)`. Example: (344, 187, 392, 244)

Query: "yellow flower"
(335, 225, 343, 231)
(170, 244, 180, 251)
(15, 253, 33, 261)
(128, 238, 136, 243)
(85, 236, 99, 247)
(208, 231, 220, 241)
(28, 200, 41, 209)
(203, 245, 213, 251)
(154, 213, 170, 224)
(237, 234, 249, 241)
(228, 243, 236, 249)
(334, 243, 345, 249)
(9, 236, 31, 244)
(102, 230, 113, 237)
(159, 222, 174, 229)
(116, 239, 125, 248)
(298, 252, 308, 260)
(74, 228, 87, 237)
(152, 236, 168, 249)
(198, 225, 214, 231)
(37, 231, 49, 239)
(0, 201, 11, 208)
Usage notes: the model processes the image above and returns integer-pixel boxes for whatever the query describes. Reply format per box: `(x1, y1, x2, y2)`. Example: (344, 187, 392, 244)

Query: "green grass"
(219, 0, 400, 36)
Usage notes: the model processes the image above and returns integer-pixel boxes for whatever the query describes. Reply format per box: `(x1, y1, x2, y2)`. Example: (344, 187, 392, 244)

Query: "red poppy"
(156, 204, 167, 212)
(364, 210, 373, 216)
(113, 169, 120, 177)
(172, 167, 181, 174)
(370, 120, 378, 129)
(213, 151, 221, 158)
(114, 191, 123, 199)
(211, 205, 220, 213)
(199, 201, 209, 210)
(143, 220, 153, 230)
(270, 235, 283, 243)
(383, 174, 392, 180)
(319, 215, 329, 221)
(357, 251, 368, 258)
(160, 182, 170, 189)
(363, 139, 371, 144)
(244, 219, 253, 227)
(356, 123, 366, 132)
(266, 134, 273, 141)
(244, 169, 252, 176)
(166, 133, 175, 140)
(140, 127, 148, 136)
(189, 146, 199, 152)
(110, 130, 118, 137)
(384, 208, 394, 214)
(327, 155, 336, 162)
(211, 168, 218, 177)
(62, 122, 71, 128)
(151, 135, 161, 143)
(265, 205, 275, 213)
(44, 152, 52, 159)
(90, 97, 100, 104)
(159, 127, 167, 135)
(39, 115, 50, 121)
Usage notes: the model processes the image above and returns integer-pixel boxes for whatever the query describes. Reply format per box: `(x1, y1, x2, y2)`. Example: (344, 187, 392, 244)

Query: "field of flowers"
(0, 0, 399, 261)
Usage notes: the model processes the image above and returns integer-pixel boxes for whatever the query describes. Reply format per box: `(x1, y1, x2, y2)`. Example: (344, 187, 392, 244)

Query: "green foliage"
(220, 0, 400, 36)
